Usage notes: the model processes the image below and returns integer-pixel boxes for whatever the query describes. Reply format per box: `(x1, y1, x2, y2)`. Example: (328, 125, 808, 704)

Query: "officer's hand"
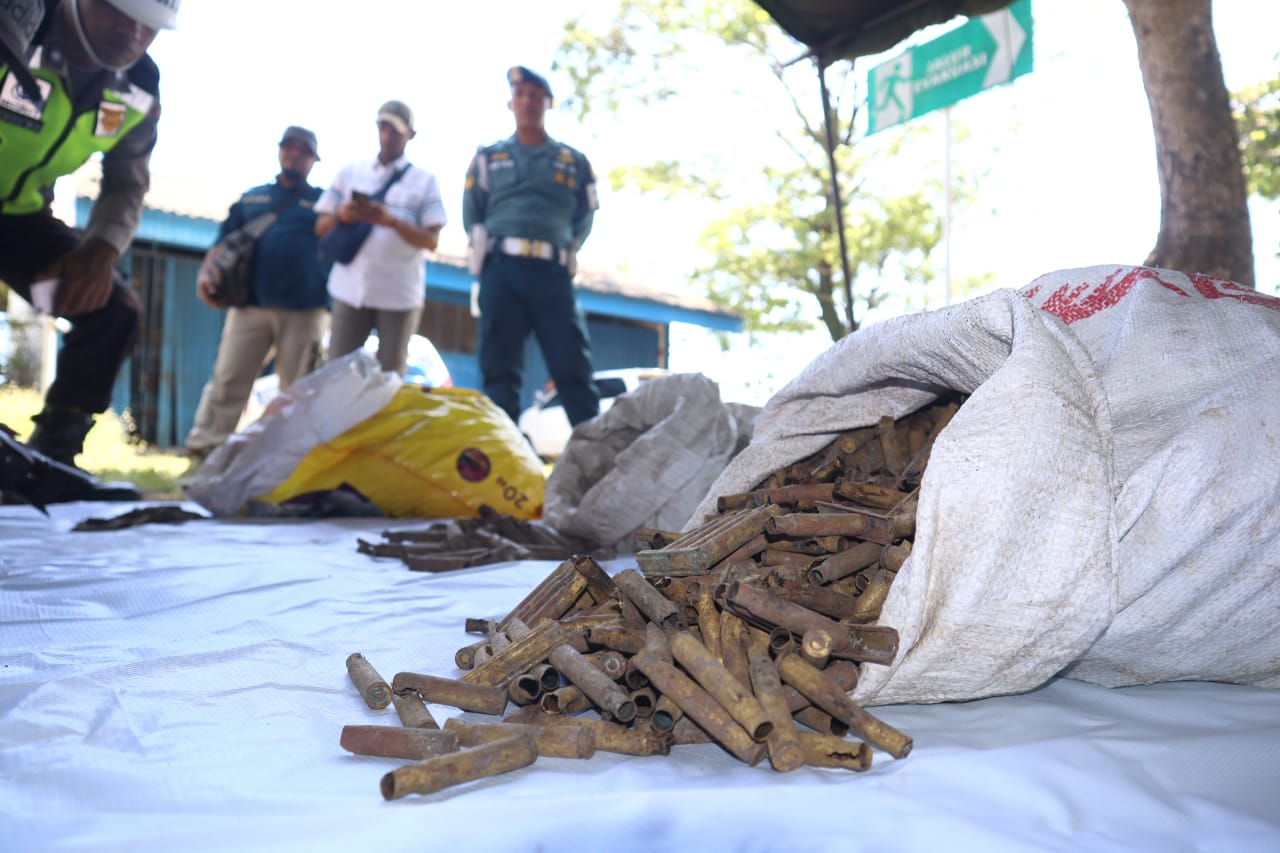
(350, 199, 389, 226)
(336, 200, 361, 224)
(195, 247, 227, 309)
(42, 239, 119, 317)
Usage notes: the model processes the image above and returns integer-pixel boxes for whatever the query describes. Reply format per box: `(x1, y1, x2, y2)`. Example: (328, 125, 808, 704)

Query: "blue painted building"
(77, 190, 742, 447)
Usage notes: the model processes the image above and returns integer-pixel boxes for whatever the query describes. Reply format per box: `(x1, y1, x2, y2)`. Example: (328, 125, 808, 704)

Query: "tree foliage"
(554, 0, 963, 340)
(1233, 65, 1280, 200)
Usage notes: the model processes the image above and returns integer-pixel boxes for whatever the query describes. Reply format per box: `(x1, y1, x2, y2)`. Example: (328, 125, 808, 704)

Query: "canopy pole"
(818, 59, 856, 333)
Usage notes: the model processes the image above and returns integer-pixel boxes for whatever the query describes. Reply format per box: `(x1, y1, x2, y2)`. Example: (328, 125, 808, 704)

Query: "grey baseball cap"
(279, 125, 319, 159)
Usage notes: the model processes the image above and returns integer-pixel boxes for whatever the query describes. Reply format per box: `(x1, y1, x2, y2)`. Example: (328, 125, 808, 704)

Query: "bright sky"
(143, 0, 1279, 404)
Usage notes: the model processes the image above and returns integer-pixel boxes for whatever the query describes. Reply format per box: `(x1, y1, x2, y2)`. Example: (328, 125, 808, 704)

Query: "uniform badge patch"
(0, 71, 53, 131)
(94, 101, 126, 137)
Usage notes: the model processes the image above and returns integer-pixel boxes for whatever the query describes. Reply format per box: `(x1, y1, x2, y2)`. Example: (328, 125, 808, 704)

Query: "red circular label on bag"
(457, 448, 491, 483)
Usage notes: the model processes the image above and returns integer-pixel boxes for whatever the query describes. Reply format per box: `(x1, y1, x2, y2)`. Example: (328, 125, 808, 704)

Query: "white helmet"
(103, 0, 180, 29)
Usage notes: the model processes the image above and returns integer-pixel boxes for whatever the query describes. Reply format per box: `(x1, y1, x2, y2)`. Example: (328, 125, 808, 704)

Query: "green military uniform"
(462, 68, 601, 427)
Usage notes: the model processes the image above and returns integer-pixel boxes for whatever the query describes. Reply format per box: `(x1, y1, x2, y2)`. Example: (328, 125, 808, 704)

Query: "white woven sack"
(545, 373, 755, 552)
(692, 266, 1280, 706)
(183, 350, 401, 517)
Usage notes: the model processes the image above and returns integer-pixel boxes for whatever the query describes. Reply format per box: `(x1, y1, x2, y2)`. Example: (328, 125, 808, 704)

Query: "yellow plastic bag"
(256, 386, 545, 519)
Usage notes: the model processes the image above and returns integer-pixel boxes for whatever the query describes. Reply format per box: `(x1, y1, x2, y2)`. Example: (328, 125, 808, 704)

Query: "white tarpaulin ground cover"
(1, 502, 1278, 852)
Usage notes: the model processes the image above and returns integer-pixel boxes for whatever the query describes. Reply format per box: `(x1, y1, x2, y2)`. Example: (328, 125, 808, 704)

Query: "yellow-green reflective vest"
(0, 50, 154, 214)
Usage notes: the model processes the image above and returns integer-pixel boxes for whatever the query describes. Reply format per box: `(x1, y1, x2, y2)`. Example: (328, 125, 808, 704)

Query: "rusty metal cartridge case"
(807, 541, 883, 585)
(392, 690, 440, 729)
(613, 569, 682, 629)
(548, 642, 637, 723)
(877, 415, 908, 475)
(521, 710, 672, 756)
(340, 724, 459, 760)
(623, 659, 650, 691)
(393, 672, 508, 716)
(719, 532, 769, 567)
(760, 548, 821, 571)
(584, 649, 627, 680)
(797, 731, 873, 771)
(881, 540, 912, 572)
(782, 659, 859, 713)
(766, 482, 836, 507)
(897, 442, 932, 491)
(629, 687, 657, 718)
(570, 554, 617, 607)
(584, 624, 647, 655)
(774, 581, 861, 622)
(768, 627, 796, 656)
(832, 479, 912, 510)
(346, 652, 392, 710)
(800, 628, 832, 668)
(455, 638, 487, 671)
(851, 566, 898, 623)
(632, 649, 766, 766)
(444, 718, 595, 760)
(765, 510, 909, 545)
(776, 653, 912, 759)
(793, 706, 851, 737)
(669, 715, 714, 745)
(691, 581, 722, 664)
(715, 490, 768, 513)
(634, 527, 685, 550)
(722, 582, 898, 666)
(643, 622, 673, 660)
(652, 695, 682, 732)
(498, 558, 590, 632)
(460, 618, 571, 687)
(507, 662, 560, 705)
(746, 648, 805, 772)
(465, 617, 496, 635)
(718, 610, 753, 689)
(669, 631, 773, 742)
(540, 685, 592, 715)
(636, 505, 782, 578)
(380, 733, 537, 800)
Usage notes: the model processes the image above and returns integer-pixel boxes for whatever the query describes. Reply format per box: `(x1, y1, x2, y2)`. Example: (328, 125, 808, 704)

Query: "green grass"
(0, 385, 187, 499)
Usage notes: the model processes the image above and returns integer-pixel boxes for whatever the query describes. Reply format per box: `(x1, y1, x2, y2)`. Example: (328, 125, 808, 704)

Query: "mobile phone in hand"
(351, 190, 371, 203)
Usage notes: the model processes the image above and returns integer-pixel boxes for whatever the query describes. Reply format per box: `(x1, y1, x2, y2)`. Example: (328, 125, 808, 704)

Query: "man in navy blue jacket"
(183, 125, 330, 466)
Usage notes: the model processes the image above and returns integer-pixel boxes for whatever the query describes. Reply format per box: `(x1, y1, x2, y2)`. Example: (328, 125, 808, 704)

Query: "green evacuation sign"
(867, 0, 1034, 134)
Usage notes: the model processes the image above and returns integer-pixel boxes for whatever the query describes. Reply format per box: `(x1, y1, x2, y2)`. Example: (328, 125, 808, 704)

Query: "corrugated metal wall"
(111, 243, 220, 447)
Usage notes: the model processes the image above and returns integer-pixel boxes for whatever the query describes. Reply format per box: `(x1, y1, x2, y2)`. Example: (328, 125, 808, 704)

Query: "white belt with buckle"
(499, 237, 557, 261)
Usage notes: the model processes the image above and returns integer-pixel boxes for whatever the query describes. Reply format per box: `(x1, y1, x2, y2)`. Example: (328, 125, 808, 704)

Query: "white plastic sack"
(692, 265, 1280, 706)
(545, 373, 757, 552)
(183, 350, 402, 517)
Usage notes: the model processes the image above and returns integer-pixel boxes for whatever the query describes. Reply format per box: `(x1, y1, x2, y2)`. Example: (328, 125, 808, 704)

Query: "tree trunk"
(1123, 0, 1254, 286)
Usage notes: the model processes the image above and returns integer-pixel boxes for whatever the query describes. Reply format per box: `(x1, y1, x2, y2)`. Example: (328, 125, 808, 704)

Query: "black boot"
(28, 406, 96, 466)
(1, 428, 140, 510)
(16, 407, 143, 504)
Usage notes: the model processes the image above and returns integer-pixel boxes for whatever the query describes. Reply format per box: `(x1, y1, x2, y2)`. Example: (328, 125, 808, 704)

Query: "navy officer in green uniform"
(462, 65, 600, 428)
(0, 0, 175, 500)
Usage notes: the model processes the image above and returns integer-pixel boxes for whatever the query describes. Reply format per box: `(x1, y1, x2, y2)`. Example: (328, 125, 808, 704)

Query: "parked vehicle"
(518, 367, 670, 460)
(235, 333, 452, 432)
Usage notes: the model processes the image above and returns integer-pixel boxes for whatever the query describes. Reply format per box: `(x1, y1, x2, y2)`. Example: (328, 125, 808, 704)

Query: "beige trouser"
(185, 305, 329, 452)
(327, 298, 421, 375)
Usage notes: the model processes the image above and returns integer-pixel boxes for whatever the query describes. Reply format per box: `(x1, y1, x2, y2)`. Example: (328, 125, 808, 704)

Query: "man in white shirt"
(314, 100, 447, 373)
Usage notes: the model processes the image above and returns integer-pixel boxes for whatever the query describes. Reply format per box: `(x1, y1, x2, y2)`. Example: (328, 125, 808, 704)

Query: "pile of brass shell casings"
(338, 397, 960, 798)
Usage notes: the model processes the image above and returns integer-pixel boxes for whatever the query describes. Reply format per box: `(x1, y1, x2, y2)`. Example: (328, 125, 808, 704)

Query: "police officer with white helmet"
(0, 0, 177, 502)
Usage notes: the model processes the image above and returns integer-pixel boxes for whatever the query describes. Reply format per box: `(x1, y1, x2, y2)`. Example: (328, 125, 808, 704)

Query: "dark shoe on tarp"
(0, 427, 142, 512)
(27, 406, 96, 466)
